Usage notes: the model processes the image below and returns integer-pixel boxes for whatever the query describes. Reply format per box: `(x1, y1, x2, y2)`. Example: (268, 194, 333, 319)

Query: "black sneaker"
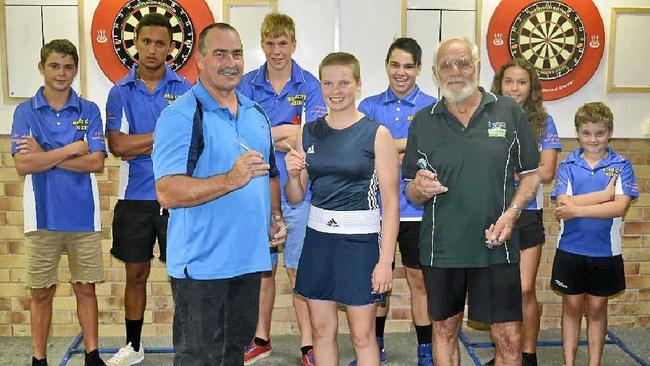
(32, 357, 48, 366)
(522, 352, 538, 366)
(84, 349, 106, 366)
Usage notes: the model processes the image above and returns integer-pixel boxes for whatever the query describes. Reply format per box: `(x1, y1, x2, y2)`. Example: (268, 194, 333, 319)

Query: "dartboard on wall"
(91, 0, 214, 84)
(487, 0, 605, 100)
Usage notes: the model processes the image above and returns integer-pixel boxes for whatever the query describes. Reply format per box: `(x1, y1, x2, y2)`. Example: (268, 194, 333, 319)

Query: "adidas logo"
(326, 218, 339, 227)
(554, 279, 568, 289)
(307, 145, 315, 154)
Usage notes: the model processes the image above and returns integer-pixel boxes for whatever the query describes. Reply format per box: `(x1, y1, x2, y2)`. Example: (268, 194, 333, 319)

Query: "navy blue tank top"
(303, 116, 380, 211)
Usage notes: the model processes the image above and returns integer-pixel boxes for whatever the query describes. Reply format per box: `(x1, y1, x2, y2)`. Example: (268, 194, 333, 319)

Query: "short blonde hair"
(318, 52, 361, 82)
(261, 13, 295, 41)
(574, 102, 614, 132)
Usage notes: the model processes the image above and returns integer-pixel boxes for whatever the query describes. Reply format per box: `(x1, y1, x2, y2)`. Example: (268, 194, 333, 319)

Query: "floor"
(1, 328, 648, 366)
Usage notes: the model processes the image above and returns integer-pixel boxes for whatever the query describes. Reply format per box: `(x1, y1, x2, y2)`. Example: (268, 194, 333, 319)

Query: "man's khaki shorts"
(25, 230, 104, 288)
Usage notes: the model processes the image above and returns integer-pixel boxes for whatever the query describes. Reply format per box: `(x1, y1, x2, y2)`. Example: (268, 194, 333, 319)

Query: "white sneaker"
(106, 342, 144, 366)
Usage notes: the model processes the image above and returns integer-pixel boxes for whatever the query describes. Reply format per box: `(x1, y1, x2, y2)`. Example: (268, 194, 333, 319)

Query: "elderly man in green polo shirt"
(403, 37, 540, 366)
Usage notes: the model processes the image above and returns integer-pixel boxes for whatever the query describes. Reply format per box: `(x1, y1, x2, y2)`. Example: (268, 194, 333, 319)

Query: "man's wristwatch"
(509, 204, 522, 217)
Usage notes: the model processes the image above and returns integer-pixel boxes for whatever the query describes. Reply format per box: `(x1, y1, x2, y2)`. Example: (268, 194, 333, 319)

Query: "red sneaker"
(244, 340, 272, 365)
(301, 349, 315, 366)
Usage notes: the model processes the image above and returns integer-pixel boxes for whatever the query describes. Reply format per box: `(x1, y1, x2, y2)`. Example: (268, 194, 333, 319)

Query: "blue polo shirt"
(517, 114, 562, 210)
(153, 80, 279, 280)
(238, 60, 326, 202)
(359, 86, 436, 220)
(551, 148, 639, 257)
(106, 65, 192, 200)
(11, 87, 106, 233)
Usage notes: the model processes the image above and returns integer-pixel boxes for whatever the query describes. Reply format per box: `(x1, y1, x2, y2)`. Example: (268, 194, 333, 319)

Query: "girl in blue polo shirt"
(551, 102, 638, 366)
(285, 52, 399, 366)
(491, 58, 562, 366)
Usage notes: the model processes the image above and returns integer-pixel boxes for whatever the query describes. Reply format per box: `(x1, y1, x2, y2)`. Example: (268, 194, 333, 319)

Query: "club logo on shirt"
(72, 118, 89, 131)
(408, 115, 415, 121)
(602, 167, 621, 177)
(164, 93, 182, 105)
(487, 121, 506, 137)
(287, 94, 306, 106)
(306, 145, 315, 154)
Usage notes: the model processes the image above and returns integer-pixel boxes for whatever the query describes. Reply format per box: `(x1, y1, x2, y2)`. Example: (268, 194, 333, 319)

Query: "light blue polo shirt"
(153, 80, 278, 280)
(551, 148, 639, 257)
(238, 60, 326, 202)
(517, 114, 562, 210)
(359, 86, 436, 220)
(11, 87, 106, 232)
(106, 65, 192, 200)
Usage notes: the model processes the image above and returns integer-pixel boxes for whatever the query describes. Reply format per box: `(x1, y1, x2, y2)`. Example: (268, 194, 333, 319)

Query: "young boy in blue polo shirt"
(238, 13, 326, 366)
(104, 13, 191, 366)
(11, 39, 107, 366)
(551, 102, 639, 366)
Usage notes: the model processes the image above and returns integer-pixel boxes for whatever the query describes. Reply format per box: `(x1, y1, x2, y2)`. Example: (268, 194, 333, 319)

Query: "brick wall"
(0, 136, 648, 337)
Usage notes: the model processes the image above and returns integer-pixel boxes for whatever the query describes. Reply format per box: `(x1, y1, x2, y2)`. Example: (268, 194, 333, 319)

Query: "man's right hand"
(226, 150, 270, 190)
(412, 169, 448, 199)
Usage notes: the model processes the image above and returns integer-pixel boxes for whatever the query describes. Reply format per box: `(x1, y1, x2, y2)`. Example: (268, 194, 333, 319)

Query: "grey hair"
(431, 37, 480, 85)
(433, 37, 480, 68)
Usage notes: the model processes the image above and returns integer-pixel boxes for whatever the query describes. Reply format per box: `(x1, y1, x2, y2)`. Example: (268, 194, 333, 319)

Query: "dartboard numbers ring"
(487, 0, 604, 100)
(91, 0, 214, 84)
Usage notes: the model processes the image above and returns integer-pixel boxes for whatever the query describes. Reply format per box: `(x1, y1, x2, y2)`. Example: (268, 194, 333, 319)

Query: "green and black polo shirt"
(402, 89, 540, 268)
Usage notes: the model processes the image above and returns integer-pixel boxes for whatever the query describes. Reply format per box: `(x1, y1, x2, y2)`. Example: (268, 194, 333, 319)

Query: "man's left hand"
(484, 209, 518, 247)
(269, 212, 287, 247)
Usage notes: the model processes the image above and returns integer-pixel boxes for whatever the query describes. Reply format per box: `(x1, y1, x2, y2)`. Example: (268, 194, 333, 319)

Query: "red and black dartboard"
(487, 0, 605, 100)
(91, 0, 214, 84)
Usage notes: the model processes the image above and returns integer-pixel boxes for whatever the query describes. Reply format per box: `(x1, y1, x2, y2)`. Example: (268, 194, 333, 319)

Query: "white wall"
(1, 0, 648, 138)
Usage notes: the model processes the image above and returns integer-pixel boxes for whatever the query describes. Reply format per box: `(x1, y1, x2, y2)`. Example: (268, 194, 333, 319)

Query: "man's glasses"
(437, 58, 473, 72)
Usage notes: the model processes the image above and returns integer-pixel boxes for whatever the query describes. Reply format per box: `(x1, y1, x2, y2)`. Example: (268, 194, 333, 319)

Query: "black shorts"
(551, 249, 625, 296)
(398, 221, 421, 268)
(423, 264, 522, 324)
(111, 200, 168, 263)
(517, 210, 545, 250)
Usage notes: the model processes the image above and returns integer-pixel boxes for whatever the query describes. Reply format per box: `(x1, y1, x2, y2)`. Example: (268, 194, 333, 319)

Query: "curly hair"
(575, 102, 613, 132)
(491, 58, 548, 141)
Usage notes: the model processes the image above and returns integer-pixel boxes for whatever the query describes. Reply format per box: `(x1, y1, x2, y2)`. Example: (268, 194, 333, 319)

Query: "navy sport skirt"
(294, 227, 385, 306)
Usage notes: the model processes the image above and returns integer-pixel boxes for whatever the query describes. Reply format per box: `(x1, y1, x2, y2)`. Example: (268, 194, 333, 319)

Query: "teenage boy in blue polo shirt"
(551, 102, 638, 366)
(104, 13, 191, 366)
(238, 13, 326, 366)
(356, 37, 436, 366)
(12, 39, 107, 366)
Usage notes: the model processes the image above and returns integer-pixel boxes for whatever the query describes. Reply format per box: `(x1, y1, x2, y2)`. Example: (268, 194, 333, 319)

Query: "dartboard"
(112, 0, 194, 72)
(91, 0, 214, 84)
(487, 0, 604, 101)
(509, 1, 585, 80)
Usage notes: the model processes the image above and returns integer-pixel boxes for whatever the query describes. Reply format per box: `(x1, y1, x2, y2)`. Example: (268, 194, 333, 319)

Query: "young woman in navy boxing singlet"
(285, 52, 399, 366)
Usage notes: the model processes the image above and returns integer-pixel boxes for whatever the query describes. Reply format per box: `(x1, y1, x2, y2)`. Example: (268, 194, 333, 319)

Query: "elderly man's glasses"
(437, 58, 473, 72)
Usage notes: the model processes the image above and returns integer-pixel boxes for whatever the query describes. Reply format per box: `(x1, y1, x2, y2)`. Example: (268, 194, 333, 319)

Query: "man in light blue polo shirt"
(104, 13, 191, 366)
(152, 23, 286, 365)
(238, 13, 326, 365)
(357, 37, 436, 366)
(11, 39, 107, 366)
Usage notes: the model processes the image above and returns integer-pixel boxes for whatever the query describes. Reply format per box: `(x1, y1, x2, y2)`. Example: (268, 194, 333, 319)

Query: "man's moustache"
(218, 68, 240, 76)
